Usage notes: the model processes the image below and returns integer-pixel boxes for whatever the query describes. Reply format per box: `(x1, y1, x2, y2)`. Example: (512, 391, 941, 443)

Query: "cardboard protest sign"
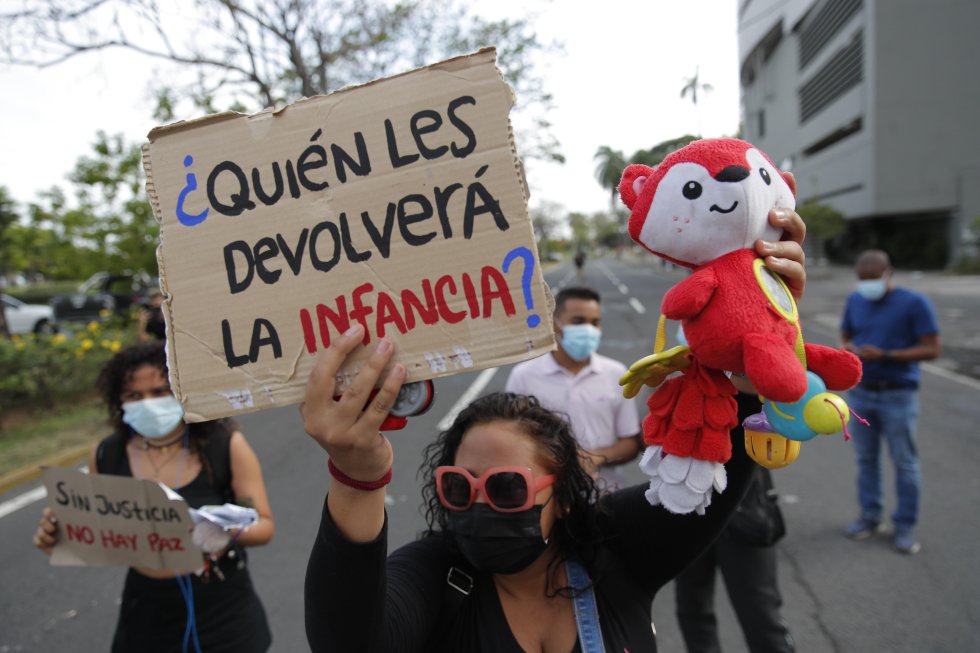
(143, 48, 555, 422)
(42, 467, 201, 571)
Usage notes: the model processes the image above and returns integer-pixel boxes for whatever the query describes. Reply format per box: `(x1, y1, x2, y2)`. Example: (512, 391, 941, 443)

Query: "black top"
(95, 429, 234, 508)
(96, 429, 271, 652)
(305, 396, 761, 653)
(144, 306, 167, 340)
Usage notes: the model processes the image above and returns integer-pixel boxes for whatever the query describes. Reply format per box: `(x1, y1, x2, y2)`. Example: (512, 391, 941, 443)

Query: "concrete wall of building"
(741, 31, 798, 160)
(791, 7, 872, 218)
(739, 0, 980, 265)
(872, 0, 980, 217)
(738, 0, 813, 63)
(741, 0, 873, 217)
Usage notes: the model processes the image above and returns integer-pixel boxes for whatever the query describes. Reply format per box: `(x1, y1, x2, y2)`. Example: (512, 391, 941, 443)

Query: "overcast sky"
(0, 0, 741, 218)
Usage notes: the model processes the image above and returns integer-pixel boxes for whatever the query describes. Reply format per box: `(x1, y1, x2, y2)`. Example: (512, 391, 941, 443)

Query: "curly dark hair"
(420, 392, 601, 595)
(96, 342, 237, 461)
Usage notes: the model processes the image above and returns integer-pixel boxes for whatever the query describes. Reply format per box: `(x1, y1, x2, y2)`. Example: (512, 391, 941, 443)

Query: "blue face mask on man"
(856, 278, 888, 302)
(558, 323, 601, 362)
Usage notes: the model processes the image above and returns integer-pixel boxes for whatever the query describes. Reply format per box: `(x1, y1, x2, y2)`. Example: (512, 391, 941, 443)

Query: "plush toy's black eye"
(759, 168, 772, 185)
(682, 181, 702, 200)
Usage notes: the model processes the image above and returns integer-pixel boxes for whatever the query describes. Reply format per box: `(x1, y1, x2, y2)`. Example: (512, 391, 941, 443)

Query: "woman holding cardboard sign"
(33, 342, 275, 652)
(301, 212, 808, 651)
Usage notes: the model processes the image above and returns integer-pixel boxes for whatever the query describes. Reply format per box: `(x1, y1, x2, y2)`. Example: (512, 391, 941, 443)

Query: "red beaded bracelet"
(328, 458, 392, 491)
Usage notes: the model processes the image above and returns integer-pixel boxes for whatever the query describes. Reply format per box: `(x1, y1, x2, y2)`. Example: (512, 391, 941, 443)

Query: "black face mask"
(446, 503, 550, 575)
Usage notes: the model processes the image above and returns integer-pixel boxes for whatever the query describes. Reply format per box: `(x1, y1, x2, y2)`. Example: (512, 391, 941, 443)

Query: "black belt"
(859, 380, 916, 391)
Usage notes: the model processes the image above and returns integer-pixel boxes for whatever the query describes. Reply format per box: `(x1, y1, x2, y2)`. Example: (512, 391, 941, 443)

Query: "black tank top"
(95, 429, 234, 509)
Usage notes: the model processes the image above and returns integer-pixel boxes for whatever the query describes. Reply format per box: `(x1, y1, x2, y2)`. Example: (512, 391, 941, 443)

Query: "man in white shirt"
(505, 286, 642, 489)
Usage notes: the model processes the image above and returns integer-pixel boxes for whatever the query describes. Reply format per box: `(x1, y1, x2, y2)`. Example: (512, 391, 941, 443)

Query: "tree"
(680, 66, 712, 136)
(797, 200, 845, 263)
(639, 134, 699, 168)
(593, 145, 627, 216)
(971, 215, 980, 235)
(567, 211, 591, 247)
(591, 211, 622, 249)
(9, 133, 158, 281)
(593, 135, 698, 214)
(2, 0, 562, 162)
(0, 187, 18, 336)
(530, 200, 563, 258)
(67, 132, 158, 275)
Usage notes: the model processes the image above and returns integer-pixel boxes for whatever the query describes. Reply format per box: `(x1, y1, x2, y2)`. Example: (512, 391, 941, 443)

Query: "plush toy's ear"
(619, 164, 655, 209)
(782, 171, 797, 198)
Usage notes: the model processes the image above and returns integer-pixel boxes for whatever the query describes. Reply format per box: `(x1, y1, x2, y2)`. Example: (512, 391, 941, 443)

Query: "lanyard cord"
(565, 559, 606, 653)
(174, 573, 203, 653)
(133, 430, 201, 652)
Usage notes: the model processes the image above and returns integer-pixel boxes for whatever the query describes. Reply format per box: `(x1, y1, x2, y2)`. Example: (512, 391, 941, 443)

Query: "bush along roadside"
(0, 318, 132, 426)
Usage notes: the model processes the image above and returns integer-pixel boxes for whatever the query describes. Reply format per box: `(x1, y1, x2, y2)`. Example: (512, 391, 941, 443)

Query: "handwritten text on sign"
(42, 467, 201, 571)
(144, 49, 554, 421)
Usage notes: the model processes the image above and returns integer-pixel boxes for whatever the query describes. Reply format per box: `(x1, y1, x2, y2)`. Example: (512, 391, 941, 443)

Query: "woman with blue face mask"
(33, 342, 275, 652)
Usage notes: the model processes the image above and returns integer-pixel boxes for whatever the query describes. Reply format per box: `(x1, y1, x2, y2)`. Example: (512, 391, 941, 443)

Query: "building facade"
(739, 0, 980, 267)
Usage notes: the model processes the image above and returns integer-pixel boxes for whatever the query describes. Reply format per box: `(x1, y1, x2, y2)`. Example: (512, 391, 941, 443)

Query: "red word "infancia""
(300, 267, 517, 353)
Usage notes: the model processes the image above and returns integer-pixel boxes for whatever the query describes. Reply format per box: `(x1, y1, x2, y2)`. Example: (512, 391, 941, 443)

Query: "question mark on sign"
(176, 155, 210, 227)
(502, 246, 541, 328)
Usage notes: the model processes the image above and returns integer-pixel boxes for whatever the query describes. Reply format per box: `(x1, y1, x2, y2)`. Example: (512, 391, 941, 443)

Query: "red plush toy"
(618, 138, 861, 514)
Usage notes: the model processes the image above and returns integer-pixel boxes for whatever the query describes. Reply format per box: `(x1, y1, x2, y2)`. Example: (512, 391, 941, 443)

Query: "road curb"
(0, 441, 94, 496)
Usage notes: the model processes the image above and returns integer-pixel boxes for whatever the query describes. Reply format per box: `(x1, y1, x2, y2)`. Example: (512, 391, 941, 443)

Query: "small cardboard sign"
(42, 468, 201, 571)
(143, 48, 554, 422)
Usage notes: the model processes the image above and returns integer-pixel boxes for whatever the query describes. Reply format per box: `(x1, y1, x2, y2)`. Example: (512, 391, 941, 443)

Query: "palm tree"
(593, 145, 627, 216)
(594, 136, 700, 215)
(593, 137, 701, 251)
(636, 135, 700, 168)
(680, 66, 713, 136)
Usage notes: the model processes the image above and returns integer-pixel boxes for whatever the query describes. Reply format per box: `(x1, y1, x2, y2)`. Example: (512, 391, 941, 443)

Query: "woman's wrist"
(328, 458, 392, 491)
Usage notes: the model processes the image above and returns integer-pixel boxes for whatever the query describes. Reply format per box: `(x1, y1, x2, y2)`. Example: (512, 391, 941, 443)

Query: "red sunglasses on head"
(436, 466, 557, 513)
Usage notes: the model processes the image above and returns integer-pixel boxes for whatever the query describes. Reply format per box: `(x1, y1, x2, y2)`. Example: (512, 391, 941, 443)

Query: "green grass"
(0, 397, 107, 477)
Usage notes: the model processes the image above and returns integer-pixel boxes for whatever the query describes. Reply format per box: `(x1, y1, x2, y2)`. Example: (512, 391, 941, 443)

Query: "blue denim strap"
(566, 558, 606, 653)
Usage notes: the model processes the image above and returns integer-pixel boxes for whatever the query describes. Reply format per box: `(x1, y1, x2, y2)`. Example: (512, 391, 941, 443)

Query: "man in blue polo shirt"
(840, 250, 940, 554)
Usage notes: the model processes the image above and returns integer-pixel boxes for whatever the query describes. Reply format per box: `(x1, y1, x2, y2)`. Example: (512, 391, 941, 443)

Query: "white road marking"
(0, 486, 47, 520)
(437, 367, 499, 431)
(629, 297, 646, 314)
(921, 362, 980, 392)
(0, 465, 88, 520)
(552, 270, 576, 293)
(597, 263, 630, 294)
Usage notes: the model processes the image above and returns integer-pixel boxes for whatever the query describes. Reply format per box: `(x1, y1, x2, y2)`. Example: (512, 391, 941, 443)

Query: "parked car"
(2, 294, 58, 335)
(49, 272, 158, 323)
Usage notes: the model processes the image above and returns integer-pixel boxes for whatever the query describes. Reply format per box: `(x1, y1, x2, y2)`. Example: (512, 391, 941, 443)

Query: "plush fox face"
(619, 139, 796, 267)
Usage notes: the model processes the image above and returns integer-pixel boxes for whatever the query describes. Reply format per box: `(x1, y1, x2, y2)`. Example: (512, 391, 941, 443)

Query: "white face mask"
(122, 396, 185, 438)
(856, 278, 888, 301)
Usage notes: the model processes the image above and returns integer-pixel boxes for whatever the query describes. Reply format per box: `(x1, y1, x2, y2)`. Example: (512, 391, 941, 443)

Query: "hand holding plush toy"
(618, 138, 862, 514)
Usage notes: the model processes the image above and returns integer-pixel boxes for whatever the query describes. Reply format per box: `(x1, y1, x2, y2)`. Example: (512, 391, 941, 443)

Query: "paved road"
(1, 255, 978, 652)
